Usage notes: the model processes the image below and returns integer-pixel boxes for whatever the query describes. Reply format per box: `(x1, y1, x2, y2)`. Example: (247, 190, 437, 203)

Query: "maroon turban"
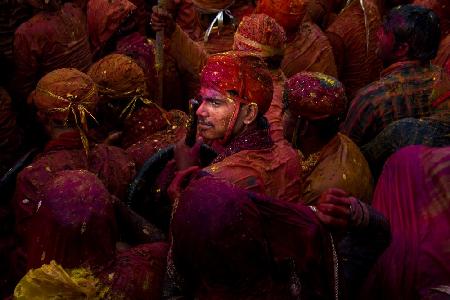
(285, 71, 347, 120)
(23, 170, 117, 271)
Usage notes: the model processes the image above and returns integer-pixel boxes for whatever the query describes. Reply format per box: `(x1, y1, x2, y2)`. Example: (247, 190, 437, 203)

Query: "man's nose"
(196, 101, 207, 117)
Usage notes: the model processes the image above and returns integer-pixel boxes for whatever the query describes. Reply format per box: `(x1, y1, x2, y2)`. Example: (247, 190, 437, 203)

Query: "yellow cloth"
(14, 261, 104, 299)
(301, 133, 374, 204)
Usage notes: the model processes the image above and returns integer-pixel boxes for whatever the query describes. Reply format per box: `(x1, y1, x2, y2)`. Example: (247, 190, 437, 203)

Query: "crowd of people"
(0, 0, 449, 298)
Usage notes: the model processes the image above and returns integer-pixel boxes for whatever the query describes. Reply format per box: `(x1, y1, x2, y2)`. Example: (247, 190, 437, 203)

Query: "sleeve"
(169, 24, 208, 77)
(340, 94, 375, 146)
(338, 206, 391, 297)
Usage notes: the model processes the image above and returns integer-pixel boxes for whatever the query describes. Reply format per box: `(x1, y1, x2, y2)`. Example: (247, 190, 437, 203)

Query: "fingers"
(315, 210, 348, 229)
(317, 203, 350, 219)
(151, 6, 173, 31)
(168, 166, 199, 203)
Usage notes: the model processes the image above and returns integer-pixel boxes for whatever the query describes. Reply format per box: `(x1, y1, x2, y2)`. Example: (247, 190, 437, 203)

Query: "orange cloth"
(281, 22, 338, 78)
(204, 140, 303, 202)
(264, 69, 286, 143)
(301, 133, 373, 204)
(87, 0, 136, 56)
(326, 0, 382, 99)
(13, 3, 92, 100)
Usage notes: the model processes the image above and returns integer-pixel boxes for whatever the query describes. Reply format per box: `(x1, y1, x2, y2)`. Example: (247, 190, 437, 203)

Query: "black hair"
(383, 4, 441, 61)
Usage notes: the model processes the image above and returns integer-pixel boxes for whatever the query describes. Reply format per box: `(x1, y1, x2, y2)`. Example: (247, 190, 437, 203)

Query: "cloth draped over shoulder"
(13, 3, 92, 100)
(301, 133, 373, 204)
(362, 145, 450, 299)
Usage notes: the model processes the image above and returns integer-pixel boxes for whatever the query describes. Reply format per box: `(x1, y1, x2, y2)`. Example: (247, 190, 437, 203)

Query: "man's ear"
(242, 103, 259, 125)
(394, 42, 409, 60)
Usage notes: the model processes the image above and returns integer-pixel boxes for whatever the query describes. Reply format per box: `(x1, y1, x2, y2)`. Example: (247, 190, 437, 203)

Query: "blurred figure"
(342, 4, 450, 146)
(362, 145, 450, 299)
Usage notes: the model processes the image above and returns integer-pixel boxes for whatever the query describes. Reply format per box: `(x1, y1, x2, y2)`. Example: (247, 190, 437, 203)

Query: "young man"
(342, 4, 450, 146)
(175, 51, 303, 202)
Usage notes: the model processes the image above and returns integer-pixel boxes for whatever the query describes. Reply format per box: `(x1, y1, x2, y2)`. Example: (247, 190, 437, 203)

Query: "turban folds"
(29, 68, 98, 124)
(233, 14, 286, 58)
(200, 52, 273, 115)
(29, 68, 98, 153)
(285, 71, 346, 120)
(88, 53, 146, 101)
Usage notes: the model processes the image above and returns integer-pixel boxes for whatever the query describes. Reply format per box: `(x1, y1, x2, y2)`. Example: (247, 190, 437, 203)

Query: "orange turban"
(29, 68, 98, 152)
(284, 71, 346, 120)
(256, 0, 307, 34)
(88, 54, 154, 119)
(233, 14, 286, 58)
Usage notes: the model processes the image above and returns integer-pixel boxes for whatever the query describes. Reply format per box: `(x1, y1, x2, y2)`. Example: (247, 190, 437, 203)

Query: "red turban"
(200, 51, 273, 115)
(256, 0, 307, 34)
(285, 71, 346, 120)
(233, 14, 286, 58)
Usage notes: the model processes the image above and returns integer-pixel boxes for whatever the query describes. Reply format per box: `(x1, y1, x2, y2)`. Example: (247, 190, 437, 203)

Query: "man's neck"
(297, 127, 332, 157)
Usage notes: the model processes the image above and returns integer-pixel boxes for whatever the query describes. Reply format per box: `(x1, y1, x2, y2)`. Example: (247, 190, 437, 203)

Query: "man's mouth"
(198, 120, 213, 129)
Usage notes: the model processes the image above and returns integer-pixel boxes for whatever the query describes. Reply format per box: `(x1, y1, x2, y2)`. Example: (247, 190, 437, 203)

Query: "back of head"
(384, 4, 441, 62)
(284, 71, 347, 121)
(256, 0, 307, 34)
(233, 14, 286, 67)
(88, 54, 147, 123)
(24, 170, 117, 270)
(200, 51, 274, 116)
(87, 0, 137, 55)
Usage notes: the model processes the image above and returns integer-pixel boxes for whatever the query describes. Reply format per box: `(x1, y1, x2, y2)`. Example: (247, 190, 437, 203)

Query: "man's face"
(196, 88, 239, 141)
(376, 26, 396, 64)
